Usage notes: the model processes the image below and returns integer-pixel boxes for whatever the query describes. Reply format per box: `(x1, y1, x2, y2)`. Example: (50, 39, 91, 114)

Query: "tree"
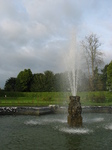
(30, 73, 45, 92)
(54, 73, 61, 91)
(4, 77, 16, 91)
(107, 61, 112, 91)
(44, 70, 55, 92)
(81, 33, 104, 90)
(78, 70, 89, 92)
(101, 64, 108, 90)
(16, 69, 32, 92)
(93, 67, 103, 91)
(31, 71, 55, 92)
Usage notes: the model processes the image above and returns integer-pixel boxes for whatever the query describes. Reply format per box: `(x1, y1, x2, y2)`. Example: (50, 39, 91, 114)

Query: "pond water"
(0, 113, 112, 150)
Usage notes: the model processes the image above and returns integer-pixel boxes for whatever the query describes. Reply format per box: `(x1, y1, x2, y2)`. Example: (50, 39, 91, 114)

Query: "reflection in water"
(66, 135, 82, 150)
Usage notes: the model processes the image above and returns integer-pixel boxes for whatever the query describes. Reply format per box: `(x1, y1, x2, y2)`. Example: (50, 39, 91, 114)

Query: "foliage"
(78, 70, 89, 91)
(44, 70, 55, 92)
(3, 63, 111, 93)
(30, 73, 45, 92)
(107, 61, 112, 91)
(4, 77, 16, 91)
(92, 67, 103, 91)
(53, 72, 69, 92)
(4, 66, 110, 93)
(16, 69, 33, 92)
(101, 64, 108, 90)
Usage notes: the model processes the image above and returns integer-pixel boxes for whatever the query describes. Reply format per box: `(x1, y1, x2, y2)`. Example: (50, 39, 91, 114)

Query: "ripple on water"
(92, 117, 104, 122)
(24, 120, 43, 125)
(24, 118, 67, 126)
(59, 127, 93, 134)
(83, 117, 104, 123)
(105, 124, 112, 130)
(44, 118, 67, 123)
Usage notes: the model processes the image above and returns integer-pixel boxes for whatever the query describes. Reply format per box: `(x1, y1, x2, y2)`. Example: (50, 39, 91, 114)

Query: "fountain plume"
(66, 33, 81, 96)
(65, 32, 83, 127)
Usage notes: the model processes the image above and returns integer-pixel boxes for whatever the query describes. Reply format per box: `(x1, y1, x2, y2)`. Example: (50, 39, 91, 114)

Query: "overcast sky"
(0, 0, 112, 88)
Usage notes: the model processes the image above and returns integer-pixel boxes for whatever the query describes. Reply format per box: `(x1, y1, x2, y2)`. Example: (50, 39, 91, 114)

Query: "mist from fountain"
(66, 34, 81, 96)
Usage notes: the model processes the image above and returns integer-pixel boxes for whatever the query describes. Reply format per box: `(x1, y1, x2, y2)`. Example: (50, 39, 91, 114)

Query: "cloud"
(0, 0, 112, 88)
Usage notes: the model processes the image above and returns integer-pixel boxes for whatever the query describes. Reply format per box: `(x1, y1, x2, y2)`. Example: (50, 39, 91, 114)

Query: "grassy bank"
(0, 91, 112, 107)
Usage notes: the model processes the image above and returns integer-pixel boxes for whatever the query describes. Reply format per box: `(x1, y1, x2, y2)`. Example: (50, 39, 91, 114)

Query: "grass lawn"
(0, 91, 112, 107)
(0, 92, 70, 107)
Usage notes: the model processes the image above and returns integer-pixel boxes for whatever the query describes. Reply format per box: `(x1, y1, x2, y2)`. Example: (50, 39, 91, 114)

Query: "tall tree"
(44, 70, 55, 92)
(107, 61, 112, 91)
(101, 64, 108, 90)
(4, 77, 16, 91)
(93, 67, 103, 91)
(81, 33, 104, 90)
(54, 73, 61, 91)
(78, 70, 89, 92)
(16, 69, 32, 92)
(30, 73, 45, 92)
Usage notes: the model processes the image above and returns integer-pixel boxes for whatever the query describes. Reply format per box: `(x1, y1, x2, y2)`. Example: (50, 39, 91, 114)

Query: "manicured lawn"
(0, 91, 112, 107)
(78, 91, 112, 106)
(0, 92, 70, 107)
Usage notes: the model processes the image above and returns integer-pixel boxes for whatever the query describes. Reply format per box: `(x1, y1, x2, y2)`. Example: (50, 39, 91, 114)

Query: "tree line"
(3, 33, 112, 92)
(3, 61, 112, 92)
(4, 69, 68, 92)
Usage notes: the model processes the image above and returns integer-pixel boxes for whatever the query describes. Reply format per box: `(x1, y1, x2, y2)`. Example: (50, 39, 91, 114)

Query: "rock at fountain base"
(68, 96, 82, 127)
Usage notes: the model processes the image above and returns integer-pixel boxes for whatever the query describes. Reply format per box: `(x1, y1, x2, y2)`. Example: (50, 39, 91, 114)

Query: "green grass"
(0, 91, 112, 107)
(78, 91, 112, 106)
(0, 92, 70, 107)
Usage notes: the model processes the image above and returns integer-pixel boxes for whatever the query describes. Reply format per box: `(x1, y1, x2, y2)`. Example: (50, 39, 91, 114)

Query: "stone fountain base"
(68, 96, 82, 127)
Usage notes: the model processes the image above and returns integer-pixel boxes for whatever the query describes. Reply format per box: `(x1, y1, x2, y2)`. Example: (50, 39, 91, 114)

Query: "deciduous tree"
(81, 33, 104, 90)
(107, 61, 112, 91)
(30, 73, 45, 92)
(16, 69, 32, 92)
(44, 70, 55, 92)
(101, 64, 108, 90)
(4, 77, 16, 91)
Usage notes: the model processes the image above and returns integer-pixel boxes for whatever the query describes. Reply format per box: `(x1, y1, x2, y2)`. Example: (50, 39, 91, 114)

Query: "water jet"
(66, 34, 83, 127)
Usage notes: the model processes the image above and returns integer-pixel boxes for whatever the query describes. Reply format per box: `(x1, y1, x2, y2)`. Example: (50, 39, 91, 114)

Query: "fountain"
(68, 96, 82, 127)
(66, 34, 82, 127)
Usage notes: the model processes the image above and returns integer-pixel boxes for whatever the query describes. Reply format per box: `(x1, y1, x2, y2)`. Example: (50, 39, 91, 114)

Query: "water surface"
(0, 113, 112, 150)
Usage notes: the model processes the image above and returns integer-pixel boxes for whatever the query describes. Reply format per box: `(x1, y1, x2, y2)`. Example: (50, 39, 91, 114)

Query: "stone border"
(82, 106, 112, 113)
(57, 106, 112, 113)
(0, 106, 56, 115)
(0, 106, 112, 115)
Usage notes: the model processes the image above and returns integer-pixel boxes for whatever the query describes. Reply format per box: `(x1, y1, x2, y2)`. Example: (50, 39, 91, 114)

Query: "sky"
(0, 0, 112, 89)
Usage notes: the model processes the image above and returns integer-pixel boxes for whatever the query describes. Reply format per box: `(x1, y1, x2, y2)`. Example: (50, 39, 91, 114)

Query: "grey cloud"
(0, 0, 112, 88)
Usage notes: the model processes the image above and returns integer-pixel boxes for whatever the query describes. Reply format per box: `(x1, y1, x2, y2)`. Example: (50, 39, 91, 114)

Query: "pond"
(0, 113, 112, 150)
